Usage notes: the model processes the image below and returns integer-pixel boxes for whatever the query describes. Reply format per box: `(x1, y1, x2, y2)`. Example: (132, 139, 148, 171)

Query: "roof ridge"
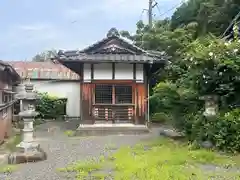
(78, 34, 146, 54)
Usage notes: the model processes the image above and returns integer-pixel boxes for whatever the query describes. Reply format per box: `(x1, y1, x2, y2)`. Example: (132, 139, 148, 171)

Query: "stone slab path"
(0, 122, 160, 180)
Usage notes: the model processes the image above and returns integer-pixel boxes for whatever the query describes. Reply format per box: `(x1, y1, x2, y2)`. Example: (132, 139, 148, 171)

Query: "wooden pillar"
(112, 85, 116, 123)
(135, 85, 139, 125)
(91, 84, 95, 124)
(79, 64, 83, 123)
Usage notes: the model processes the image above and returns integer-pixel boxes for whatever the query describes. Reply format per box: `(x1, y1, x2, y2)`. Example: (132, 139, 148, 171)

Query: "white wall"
(83, 63, 144, 82)
(18, 80, 80, 117)
(115, 63, 133, 80)
(136, 64, 144, 82)
(83, 64, 91, 82)
(93, 63, 112, 80)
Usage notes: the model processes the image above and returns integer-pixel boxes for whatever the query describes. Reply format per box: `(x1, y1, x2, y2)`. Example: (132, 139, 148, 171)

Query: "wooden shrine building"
(54, 31, 166, 126)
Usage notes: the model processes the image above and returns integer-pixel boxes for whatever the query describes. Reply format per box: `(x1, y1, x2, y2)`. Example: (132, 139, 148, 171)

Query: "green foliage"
(151, 112, 172, 124)
(213, 109, 240, 152)
(126, 19, 197, 84)
(4, 133, 21, 152)
(180, 109, 240, 153)
(171, 0, 240, 36)
(183, 37, 240, 108)
(59, 138, 240, 179)
(233, 20, 239, 40)
(128, 1, 240, 152)
(107, 27, 120, 37)
(150, 82, 202, 128)
(36, 92, 67, 119)
(180, 112, 209, 142)
(150, 37, 240, 152)
(32, 49, 57, 62)
(0, 165, 17, 173)
(64, 130, 76, 137)
(150, 82, 180, 115)
(131, 19, 196, 59)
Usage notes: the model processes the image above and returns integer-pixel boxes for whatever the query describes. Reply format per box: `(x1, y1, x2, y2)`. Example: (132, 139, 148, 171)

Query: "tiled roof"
(79, 34, 146, 54)
(0, 60, 21, 82)
(7, 61, 79, 80)
(57, 53, 166, 63)
(56, 34, 167, 64)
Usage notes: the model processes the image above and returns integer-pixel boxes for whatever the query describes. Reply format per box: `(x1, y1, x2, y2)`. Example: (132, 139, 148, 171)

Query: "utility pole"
(148, 0, 153, 28)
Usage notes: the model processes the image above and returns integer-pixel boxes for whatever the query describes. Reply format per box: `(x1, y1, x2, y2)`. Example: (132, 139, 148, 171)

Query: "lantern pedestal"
(8, 147, 46, 164)
(7, 84, 47, 164)
(200, 95, 218, 117)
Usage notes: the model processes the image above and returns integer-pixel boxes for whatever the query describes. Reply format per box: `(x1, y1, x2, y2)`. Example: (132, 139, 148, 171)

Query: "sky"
(0, 0, 183, 60)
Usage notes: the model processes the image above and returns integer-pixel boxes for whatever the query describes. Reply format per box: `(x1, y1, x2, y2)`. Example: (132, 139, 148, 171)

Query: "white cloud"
(17, 23, 50, 31)
(0, 0, 183, 60)
(63, 0, 183, 21)
(63, 0, 147, 20)
(100, 0, 147, 15)
(63, 7, 93, 20)
(2, 23, 63, 49)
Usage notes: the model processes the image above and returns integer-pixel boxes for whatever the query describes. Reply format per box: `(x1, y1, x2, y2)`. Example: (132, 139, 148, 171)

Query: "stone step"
(0, 154, 8, 165)
(76, 124, 150, 136)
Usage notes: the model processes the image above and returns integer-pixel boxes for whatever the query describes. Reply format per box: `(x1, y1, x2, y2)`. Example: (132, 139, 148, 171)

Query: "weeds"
(58, 137, 240, 179)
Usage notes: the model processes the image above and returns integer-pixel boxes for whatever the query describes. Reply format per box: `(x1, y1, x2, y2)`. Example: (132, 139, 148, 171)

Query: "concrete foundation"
(76, 123, 150, 136)
(8, 147, 47, 164)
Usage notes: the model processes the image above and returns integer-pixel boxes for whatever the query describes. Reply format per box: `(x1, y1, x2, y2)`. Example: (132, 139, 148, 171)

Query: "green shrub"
(212, 109, 240, 152)
(151, 112, 172, 124)
(149, 82, 181, 116)
(150, 82, 202, 129)
(36, 92, 67, 120)
(150, 82, 240, 152)
(181, 112, 210, 142)
(180, 108, 240, 153)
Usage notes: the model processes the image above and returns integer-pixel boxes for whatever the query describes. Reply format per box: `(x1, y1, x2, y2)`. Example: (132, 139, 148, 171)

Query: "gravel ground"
(0, 122, 160, 180)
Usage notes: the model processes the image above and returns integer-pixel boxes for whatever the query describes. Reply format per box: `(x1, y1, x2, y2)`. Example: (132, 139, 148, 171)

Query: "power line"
(155, 2, 184, 19)
(155, 3, 162, 17)
(140, 1, 184, 24)
(137, 0, 154, 47)
(136, 0, 184, 47)
(222, 11, 240, 38)
(139, 9, 148, 20)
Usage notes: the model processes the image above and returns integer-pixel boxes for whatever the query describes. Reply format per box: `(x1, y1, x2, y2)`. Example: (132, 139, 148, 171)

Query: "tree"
(171, 0, 240, 36)
(120, 19, 197, 83)
(181, 36, 240, 108)
(119, 30, 134, 40)
(106, 27, 120, 37)
(32, 49, 57, 62)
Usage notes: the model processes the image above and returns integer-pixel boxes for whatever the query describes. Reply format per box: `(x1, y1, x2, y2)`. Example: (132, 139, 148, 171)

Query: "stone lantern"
(201, 95, 218, 117)
(8, 82, 47, 164)
(198, 95, 218, 149)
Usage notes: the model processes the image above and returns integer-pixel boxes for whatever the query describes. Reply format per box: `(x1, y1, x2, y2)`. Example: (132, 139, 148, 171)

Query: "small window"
(2, 108, 7, 118)
(14, 100, 20, 115)
(95, 85, 112, 104)
(3, 93, 8, 103)
(2, 92, 11, 104)
(115, 85, 132, 104)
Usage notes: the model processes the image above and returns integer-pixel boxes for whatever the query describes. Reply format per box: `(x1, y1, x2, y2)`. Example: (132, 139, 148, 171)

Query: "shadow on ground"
(35, 118, 80, 131)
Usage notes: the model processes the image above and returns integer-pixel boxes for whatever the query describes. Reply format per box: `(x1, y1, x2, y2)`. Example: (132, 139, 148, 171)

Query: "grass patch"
(57, 156, 106, 178)
(64, 130, 76, 137)
(4, 134, 21, 152)
(59, 137, 240, 180)
(0, 165, 17, 173)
